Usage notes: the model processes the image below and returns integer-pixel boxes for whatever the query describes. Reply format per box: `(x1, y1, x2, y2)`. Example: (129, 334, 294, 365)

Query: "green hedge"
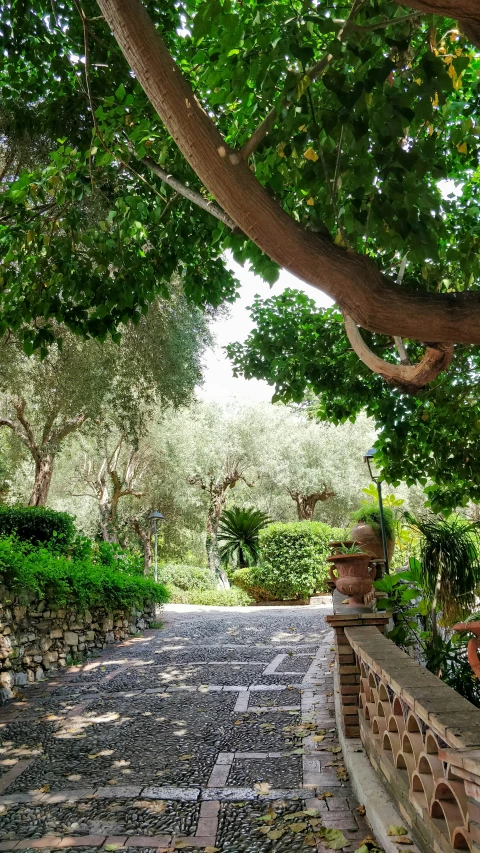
(0, 505, 76, 551)
(237, 522, 345, 600)
(166, 584, 252, 606)
(161, 563, 215, 591)
(0, 536, 168, 611)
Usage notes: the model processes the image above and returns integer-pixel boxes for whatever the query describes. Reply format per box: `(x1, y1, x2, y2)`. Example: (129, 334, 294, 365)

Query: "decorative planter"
(350, 522, 395, 562)
(326, 553, 376, 603)
(453, 622, 480, 678)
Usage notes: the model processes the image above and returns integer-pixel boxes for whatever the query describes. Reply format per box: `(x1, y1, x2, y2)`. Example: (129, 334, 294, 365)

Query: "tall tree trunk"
(29, 455, 54, 506)
(133, 519, 153, 574)
(207, 512, 229, 589)
(99, 492, 117, 543)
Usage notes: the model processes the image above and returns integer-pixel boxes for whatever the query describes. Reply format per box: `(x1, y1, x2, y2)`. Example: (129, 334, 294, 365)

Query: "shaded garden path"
(0, 602, 374, 852)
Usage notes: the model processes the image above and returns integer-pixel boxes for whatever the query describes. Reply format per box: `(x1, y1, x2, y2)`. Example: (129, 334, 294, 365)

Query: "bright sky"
(199, 255, 333, 403)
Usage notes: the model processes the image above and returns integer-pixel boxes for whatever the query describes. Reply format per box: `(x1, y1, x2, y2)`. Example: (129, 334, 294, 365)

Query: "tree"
(74, 434, 148, 542)
(4, 1, 480, 386)
(92, 0, 480, 384)
(227, 290, 480, 512)
(188, 459, 253, 585)
(0, 288, 210, 505)
(218, 506, 270, 568)
(0, 3, 238, 352)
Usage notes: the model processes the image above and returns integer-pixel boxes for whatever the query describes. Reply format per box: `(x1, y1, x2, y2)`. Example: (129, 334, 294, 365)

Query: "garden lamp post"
(148, 510, 165, 583)
(364, 448, 390, 574)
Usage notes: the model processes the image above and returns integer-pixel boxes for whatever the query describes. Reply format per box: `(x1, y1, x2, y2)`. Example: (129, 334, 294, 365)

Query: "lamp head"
(364, 447, 379, 482)
(148, 510, 165, 522)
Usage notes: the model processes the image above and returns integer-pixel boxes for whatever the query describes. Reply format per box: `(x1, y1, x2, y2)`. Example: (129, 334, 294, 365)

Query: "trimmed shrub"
(231, 567, 276, 601)
(0, 505, 76, 551)
(246, 522, 346, 600)
(161, 563, 216, 591)
(166, 585, 252, 606)
(0, 536, 168, 611)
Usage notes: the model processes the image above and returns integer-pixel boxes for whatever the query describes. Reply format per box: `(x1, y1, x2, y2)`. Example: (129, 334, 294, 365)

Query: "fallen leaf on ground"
(258, 826, 272, 835)
(267, 829, 286, 839)
(395, 838, 413, 845)
(203, 847, 219, 852)
(254, 782, 272, 795)
(387, 826, 408, 837)
(318, 827, 350, 849)
(104, 845, 122, 851)
(39, 784, 50, 793)
(320, 791, 333, 798)
(179, 754, 193, 760)
(257, 808, 277, 824)
(357, 805, 366, 816)
(289, 821, 308, 832)
(290, 748, 304, 755)
(173, 841, 190, 849)
(312, 735, 325, 742)
(304, 832, 316, 846)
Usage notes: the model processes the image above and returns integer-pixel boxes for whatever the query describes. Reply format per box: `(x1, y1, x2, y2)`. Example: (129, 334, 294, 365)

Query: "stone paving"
(0, 602, 377, 852)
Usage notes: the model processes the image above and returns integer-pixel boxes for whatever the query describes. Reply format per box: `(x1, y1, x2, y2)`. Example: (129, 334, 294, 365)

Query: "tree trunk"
(133, 519, 153, 574)
(29, 456, 55, 507)
(96, 0, 480, 345)
(394, 0, 480, 48)
(290, 489, 335, 520)
(206, 513, 230, 589)
(99, 492, 117, 543)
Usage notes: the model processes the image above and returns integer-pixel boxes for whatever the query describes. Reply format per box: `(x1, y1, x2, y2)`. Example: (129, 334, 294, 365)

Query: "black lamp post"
(364, 448, 389, 574)
(148, 510, 165, 582)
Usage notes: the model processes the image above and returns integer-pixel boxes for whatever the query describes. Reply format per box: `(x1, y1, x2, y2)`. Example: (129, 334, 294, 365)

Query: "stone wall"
(0, 584, 156, 703)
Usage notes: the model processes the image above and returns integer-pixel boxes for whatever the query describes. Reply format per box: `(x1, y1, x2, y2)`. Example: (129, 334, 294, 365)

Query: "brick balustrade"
(327, 589, 480, 853)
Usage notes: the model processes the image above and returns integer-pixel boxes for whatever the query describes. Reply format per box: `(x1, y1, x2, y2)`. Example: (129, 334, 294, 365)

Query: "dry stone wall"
(0, 584, 156, 703)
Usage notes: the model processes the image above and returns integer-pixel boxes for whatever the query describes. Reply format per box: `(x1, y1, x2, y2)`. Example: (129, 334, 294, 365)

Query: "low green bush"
(0, 536, 168, 611)
(231, 567, 276, 601)
(161, 563, 215, 591)
(166, 583, 252, 606)
(0, 505, 76, 551)
(250, 522, 346, 600)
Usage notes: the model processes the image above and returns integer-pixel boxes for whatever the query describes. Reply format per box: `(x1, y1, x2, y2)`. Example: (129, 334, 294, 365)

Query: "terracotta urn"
(327, 553, 376, 603)
(350, 522, 395, 562)
(453, 622, 480, 678)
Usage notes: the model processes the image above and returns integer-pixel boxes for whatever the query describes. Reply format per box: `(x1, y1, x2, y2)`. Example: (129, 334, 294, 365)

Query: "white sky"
(199, 255, 333, 403)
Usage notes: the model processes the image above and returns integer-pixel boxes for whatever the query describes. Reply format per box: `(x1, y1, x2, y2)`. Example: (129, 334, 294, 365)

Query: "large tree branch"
(343, 314, 454, 394)
(49, 413, 88, 445)
(394, 0, 480, 48)
(96, 0, 480, 345)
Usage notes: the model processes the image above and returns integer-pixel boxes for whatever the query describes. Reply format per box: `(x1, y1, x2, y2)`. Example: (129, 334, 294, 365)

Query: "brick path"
(0, 603, 375, 852)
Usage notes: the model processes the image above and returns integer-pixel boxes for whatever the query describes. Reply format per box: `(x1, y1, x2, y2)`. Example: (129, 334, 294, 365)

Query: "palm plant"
(218, 506, 271, 568)
(407, 514, 480, 637)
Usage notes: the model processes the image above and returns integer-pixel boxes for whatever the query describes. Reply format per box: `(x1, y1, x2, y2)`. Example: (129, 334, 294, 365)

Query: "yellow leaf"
(306, 197, 314, 206)
(39, 784, 50, 793)
(258, 826, 272, 835)
(304, 147, 319, 162)
(277, 141, 286, 158)
(203, 848, 220, 852)
(267, 829, 286, 840)
(312, 735, 325, 742)
(254, 782, 272, 795)
(432, 92, 439, 107)
(179, 754, 193, 760)
(387, 826, 408, 836)
(334, 230, 346, 246)
(174, 841, 190, 849)
(414, 78, 422, 85)
(457, 142, 468, 154)
(448, 63, 456, 79)
(290, 822, 308, 832)
(298, 124, 307, 132)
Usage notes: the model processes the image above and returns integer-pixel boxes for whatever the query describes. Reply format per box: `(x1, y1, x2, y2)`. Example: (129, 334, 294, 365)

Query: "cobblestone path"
(0, 603, 375, 853)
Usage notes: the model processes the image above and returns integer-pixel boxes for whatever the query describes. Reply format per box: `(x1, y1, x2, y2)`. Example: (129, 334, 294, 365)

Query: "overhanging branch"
(95, 0, 480, 346)
(343, 314, 454, 394)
